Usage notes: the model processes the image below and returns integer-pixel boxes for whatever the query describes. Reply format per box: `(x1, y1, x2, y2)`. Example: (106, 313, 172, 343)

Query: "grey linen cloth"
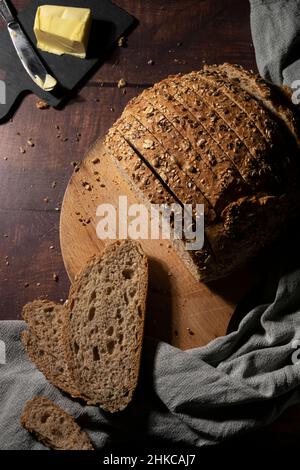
(1, 258, 300, 450)
(250, 0, 300, 87)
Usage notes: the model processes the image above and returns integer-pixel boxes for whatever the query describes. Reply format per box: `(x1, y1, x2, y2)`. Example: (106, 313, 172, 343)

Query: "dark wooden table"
(0, 0, 299, 449)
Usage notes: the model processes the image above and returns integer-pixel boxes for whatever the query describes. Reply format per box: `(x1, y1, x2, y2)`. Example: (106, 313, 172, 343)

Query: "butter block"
(34, 5, 92, 59)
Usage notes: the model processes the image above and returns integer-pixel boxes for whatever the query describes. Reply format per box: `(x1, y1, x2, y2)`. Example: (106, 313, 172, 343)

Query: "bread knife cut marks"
(0, 0, 57, 91)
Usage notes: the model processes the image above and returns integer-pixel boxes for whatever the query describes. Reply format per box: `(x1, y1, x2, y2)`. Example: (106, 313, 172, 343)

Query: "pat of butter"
(34, 5, 92, 59)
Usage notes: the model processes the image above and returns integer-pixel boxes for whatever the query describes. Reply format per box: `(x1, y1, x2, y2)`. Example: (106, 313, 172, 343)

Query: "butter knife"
(0, 0, 57, 91)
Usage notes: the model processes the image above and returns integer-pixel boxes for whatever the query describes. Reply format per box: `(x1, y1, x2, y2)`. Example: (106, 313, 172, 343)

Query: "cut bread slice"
(21, 330, 81, 398)
(64, 240, 148, 412)
(21, 397, 94, 450)
(21, 300, 81, 398)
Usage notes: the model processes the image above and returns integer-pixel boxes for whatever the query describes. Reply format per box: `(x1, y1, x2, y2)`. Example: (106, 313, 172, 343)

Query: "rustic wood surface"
(0, 0, 299, 444)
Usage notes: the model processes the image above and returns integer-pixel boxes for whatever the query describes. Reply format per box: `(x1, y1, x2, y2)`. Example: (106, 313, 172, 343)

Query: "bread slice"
(21, 330, 82, 398)
(64, 240, 148, 412)
(21, 397, 94, 450)
(217, 63, 300, 149)
(21, 300, 81, 398)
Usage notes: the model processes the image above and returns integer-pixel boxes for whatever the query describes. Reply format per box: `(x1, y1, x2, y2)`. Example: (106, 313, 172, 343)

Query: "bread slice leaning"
(21, 397, 94, 450)
(64, 240, 148, 413)
(21, 300, 81, 398)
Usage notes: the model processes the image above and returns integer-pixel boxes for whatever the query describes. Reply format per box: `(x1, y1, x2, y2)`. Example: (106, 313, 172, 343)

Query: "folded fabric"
(1, 257, 300, 450)
(250, 0, 300, 87)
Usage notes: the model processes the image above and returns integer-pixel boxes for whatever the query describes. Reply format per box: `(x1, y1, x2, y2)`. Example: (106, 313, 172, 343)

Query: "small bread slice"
(64, 240, 148, 412)
(21, 330, 81, 398)
(21, 397, 94, 450)
(21, 300, 81, 398)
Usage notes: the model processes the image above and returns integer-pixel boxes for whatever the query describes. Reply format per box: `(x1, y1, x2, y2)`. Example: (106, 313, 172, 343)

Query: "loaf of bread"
(21, 240, 148, 413)
(103, 64, 300, 281)
(21, 397, 94, 450)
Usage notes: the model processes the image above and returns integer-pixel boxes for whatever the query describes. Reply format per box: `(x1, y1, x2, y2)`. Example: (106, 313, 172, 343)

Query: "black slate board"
(0, 0, 135, 121)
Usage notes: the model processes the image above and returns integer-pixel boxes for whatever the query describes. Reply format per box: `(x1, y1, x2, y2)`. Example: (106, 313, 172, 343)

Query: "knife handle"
(0, 0, 14, 24)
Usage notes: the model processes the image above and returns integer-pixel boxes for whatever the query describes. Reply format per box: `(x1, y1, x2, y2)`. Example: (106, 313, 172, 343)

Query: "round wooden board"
(60, 139, 257, 350)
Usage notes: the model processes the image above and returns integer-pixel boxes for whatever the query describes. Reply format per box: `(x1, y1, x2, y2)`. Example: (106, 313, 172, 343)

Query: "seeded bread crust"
(202, 65, 300, 190)
(63, 240, 148, 412)
(217, 63, 300, 149)
(165, 75, 272, 192)
(21, 397, 94, 450)
(122, 92, 247, 214)
(115, 114, 216, 221)
(103, 128, 221, 281)
(134, 81, 251, 211)
(185, 71, 281, 186)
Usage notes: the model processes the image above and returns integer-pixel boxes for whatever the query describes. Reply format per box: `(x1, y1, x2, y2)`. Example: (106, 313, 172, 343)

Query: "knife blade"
(0, 0, 57, 92)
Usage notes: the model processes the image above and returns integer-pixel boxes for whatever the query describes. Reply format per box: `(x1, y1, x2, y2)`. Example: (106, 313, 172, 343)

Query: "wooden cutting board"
(60, 139, 259, 350)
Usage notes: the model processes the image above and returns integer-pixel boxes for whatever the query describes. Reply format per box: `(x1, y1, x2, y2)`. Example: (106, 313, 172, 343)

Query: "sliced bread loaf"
(21, 397, 94, 450)
(134, 81, 250, 211)
(103, 127, 222, 281)
(121, 93, 247, 214)
(64, 240, 148, 412)
(166, 76, 270, 191)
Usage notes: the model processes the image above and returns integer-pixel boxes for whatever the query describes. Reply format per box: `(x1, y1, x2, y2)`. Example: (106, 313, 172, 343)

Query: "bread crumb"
(52, 273, 59, 282)
(3, 157, 7, 160)
(51, 181, 57, 189)
(43, 197, 49, 203)
(19, 146, 26, 154)
(36, 282, 41, 287)
(55, 207, 60, 212)
(147, 59, 154, 65)
(24, 282, 29, 288)
(82, 181, 92, 191)
(49, 245, 54, 250)
(91, 157, 100, 164)
(117, 78, 127, 89)
(36, 99, 49, 110)
(27, 138, 35, 147)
